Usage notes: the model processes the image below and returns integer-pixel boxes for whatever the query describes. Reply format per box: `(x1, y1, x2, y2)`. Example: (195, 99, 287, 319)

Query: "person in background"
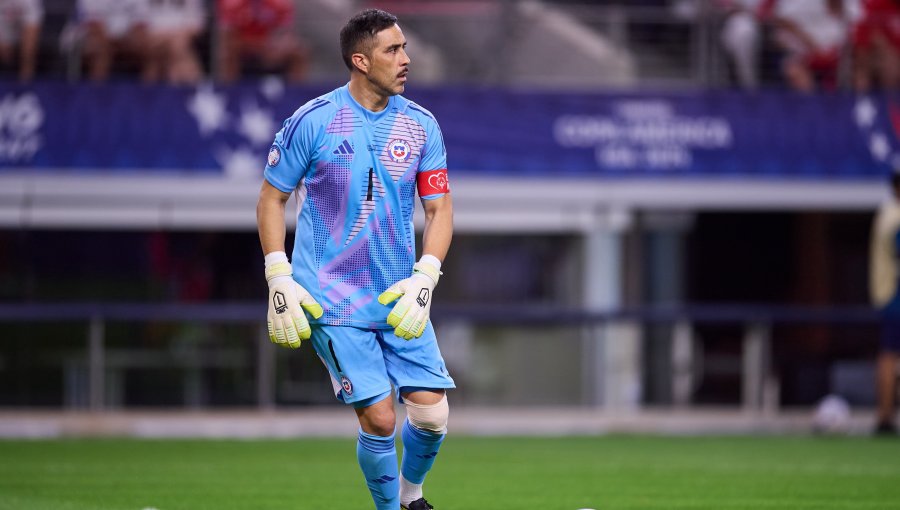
(716, 0, 776, 89)
(869, 169, 900, 435)
(216, 0, 308, 83)
(78, 0, 150, 82)
(0, 0, 42, 81)
(853, 0, 900, 91)
(144, 0, 206, 85)
(771, 0, 860, 91)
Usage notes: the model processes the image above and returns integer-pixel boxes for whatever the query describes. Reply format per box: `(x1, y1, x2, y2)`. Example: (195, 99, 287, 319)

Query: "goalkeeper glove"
(377, 255, 442, 340)
(265, 251, 323, 348)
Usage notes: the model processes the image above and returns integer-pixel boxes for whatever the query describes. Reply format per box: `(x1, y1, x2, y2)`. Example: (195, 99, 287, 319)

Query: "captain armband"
(417, 169, 450, 198)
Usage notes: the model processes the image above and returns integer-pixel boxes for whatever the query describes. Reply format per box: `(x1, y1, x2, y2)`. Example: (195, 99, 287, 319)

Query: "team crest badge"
(388, 139, 411, 163)
(341, 376, 353, 395)
(267, 144, 281, 167)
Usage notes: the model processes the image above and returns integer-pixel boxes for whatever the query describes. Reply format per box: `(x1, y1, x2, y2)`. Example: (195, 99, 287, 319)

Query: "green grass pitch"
(1, 435, 899, 509)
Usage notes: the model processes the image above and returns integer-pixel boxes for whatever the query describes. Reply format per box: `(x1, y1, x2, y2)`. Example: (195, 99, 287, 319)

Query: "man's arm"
(378, 193, 452, 340)
(257, 179, 322, 347)
(420, 194, 453, 262)
(19, 23, 39, 82)
(257, 179, 291, 255)
(771, 16, 820, 53)
(870, 206, 898, 308)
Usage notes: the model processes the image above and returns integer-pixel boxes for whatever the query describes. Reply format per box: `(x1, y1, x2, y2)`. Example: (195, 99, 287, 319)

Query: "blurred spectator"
(716, 0, 775, 89)
(144, 0, 206, 85)
(869, 170, 900, 435)
(78, 0, 150, 82)
(771, 0, 860, 92)
(216, 0, 308, 84)
(0, 0, 43, 82)
(853, 0, 900, 91)
(148, 231, 214, 301)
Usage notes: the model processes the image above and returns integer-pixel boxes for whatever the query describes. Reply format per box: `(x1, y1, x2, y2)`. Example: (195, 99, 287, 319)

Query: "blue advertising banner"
(0, 81, 894, 179)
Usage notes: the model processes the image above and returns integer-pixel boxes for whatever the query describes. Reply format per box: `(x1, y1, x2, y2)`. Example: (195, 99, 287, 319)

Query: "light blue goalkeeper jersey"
(264, 84, 448, 329)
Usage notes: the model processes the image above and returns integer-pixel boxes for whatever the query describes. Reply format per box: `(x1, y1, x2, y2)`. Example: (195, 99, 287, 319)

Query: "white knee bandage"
(405, 394, 449, 434)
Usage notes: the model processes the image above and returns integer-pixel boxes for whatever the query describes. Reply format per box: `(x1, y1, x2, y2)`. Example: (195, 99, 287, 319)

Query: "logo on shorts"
(267, 144, 281, 166)
(388, 139, 411, 163)
(341, 376, 353, 395)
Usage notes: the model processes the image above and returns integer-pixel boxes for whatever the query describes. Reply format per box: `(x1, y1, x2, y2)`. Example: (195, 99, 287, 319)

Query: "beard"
(367, 69, 404, 97)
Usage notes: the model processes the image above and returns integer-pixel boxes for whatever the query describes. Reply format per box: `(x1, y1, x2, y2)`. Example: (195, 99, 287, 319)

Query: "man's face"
(363, 24, 410, 96)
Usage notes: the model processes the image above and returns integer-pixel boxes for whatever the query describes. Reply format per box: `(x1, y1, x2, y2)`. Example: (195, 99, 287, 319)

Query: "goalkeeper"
(256, 8, 454, 510)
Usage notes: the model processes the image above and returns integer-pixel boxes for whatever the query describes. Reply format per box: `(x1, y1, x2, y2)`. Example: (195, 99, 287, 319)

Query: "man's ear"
(352, 53, 369, 74)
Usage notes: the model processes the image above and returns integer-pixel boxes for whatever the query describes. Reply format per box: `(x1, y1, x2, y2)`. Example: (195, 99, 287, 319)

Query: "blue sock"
(357, 429, 399, 510)
(400, 419, 445, 485)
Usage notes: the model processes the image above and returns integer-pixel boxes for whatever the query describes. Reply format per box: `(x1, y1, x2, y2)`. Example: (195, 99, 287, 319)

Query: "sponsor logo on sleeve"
(267, 144, 281, 167)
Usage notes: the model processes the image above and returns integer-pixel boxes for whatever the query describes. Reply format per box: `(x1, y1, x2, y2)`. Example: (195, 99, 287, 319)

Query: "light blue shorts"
(309, 322, 455, 408)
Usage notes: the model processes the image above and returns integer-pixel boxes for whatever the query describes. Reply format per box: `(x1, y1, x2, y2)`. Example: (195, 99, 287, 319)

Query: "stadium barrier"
(0, 302, 880, 414)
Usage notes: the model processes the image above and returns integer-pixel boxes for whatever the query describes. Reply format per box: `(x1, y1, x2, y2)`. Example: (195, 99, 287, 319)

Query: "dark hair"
(892, 171, 900, 191)
(340, 8, 399, 70)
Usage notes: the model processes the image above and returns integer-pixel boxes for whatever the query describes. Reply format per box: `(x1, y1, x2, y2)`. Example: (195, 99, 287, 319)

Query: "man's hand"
(265, 254, 323, 348)
(378, 257, 441, 340)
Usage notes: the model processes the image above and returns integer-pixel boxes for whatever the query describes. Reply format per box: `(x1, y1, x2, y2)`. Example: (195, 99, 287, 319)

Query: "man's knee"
(363, 414, 395, 437)
(366, 420, 395, 437)
(357, 399, 396, 437)
(405, 394, 449, 434)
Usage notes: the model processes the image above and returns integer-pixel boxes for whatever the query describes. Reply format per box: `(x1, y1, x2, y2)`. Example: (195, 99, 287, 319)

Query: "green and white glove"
(378, 254, 442, 340)
(265, 251, 323, 349)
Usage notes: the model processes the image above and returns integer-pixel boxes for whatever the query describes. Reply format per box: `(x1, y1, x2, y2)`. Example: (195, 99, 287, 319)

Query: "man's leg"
(356, 393, 400, 509)
(309, 325, 399, 509)
(377, 323, 454, 508)
(876, 350, 897, 431)
(399, 389, 448, 509)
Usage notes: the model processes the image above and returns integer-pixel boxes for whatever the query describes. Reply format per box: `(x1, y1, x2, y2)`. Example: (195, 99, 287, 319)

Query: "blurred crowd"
(1, 0, 900, 90)
(0, 0, 309, 84)
(714, 0, 900, 92)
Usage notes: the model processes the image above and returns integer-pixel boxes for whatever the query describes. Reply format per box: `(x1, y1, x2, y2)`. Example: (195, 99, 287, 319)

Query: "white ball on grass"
(812, 394, 851, 434)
